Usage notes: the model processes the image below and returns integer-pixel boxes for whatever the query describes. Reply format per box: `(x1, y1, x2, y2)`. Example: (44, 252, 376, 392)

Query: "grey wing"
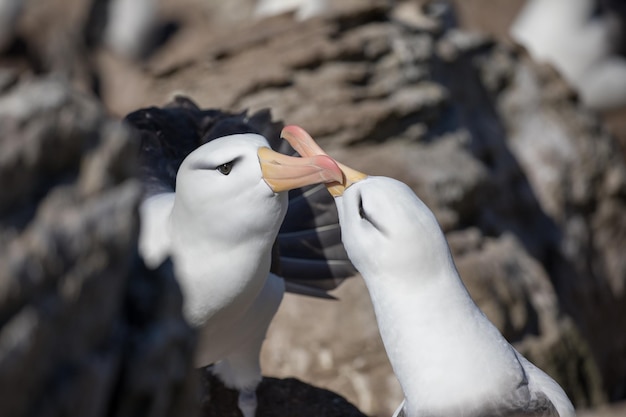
(479, 349, 572, 417)
(513, 351, 575, 417)
(493, 393, 560, 417)
(470, 393, 559, 417)
(277, 182, 357, 298)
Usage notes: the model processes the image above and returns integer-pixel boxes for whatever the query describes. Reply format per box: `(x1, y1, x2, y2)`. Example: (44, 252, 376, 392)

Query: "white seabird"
(282, 125, 576, 417)
(511, 0, 626, 111)
(104, 0, 158, 59)
(135, 123, 343, 416)
(254, 0, 328, 20)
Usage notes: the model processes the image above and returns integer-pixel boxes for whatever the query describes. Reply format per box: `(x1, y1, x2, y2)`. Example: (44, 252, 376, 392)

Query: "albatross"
(126, 99, 348, 417)
(282, 125, 576, 417)
(511, 0, 626, 110)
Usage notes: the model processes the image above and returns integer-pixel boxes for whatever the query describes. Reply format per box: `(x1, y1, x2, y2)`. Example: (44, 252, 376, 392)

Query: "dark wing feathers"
(126, 101, 203, 195)
(126, 95, 277, 195)
(125, 96, 356, 297)
(281, 184, 343, 231)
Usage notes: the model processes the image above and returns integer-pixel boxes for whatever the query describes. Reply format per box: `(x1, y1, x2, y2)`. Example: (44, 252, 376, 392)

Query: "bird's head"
(174, 133, 342, 245)
(335, 176, 451, 280)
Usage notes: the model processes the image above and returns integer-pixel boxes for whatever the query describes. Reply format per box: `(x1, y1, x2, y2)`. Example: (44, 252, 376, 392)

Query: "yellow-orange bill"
(258, 147, 343, 193)
(280, 125, 367, 197)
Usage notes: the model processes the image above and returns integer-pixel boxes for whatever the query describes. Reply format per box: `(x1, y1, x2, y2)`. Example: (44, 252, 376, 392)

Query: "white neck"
(363, 264, 522, 416)
(168, 203, 274, 327)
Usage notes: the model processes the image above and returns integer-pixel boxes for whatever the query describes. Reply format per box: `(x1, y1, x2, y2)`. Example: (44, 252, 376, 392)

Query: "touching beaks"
(280, 125, 367, 197)
(258, 147, 344, 193)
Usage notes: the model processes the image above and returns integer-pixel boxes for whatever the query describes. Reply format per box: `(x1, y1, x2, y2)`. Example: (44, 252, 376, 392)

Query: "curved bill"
(258, 147, 343, 193)
(280, 125, 367, 197)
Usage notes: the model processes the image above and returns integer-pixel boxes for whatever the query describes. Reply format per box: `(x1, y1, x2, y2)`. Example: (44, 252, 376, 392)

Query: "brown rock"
(0, 77, 198, 417)
(499, 52, 626, 402)
(202, 371, 367, 417)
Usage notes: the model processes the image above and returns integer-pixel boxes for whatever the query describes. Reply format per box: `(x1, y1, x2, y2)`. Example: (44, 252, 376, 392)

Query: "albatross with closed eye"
(282, 125, 575, 417)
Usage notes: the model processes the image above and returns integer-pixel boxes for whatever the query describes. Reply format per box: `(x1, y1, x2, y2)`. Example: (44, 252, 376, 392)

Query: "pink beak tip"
(314, 154, 343, 183)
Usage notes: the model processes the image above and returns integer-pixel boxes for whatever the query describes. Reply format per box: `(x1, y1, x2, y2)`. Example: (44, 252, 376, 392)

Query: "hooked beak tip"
(258, 147, 344, 193)
(280, 125, 367, 197)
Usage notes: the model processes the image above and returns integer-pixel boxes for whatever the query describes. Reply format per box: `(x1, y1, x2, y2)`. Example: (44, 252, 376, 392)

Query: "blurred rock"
(578, 401, 626, 417)
(498, 50, 626, 403)
(452, 232, 606, 407)
(9, 0, 96, 92)
(0, 77, 198, 417)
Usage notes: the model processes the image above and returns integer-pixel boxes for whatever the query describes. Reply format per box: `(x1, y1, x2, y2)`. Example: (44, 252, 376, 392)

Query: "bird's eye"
(216, 162, 234, 175)
(358, 195, 367, 220)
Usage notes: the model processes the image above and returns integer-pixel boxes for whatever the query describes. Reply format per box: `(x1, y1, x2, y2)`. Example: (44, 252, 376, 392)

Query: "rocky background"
(1, 0, 626, 416)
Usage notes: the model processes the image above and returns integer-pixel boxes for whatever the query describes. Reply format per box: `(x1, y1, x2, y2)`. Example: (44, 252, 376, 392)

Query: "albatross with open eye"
(138, 130, 342, 417)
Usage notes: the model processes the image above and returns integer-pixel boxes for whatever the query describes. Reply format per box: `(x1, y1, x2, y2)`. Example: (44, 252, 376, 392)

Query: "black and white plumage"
(282, 125, 576, 417)
(127, 97, 355, 290)
(125, 98, 354, 416)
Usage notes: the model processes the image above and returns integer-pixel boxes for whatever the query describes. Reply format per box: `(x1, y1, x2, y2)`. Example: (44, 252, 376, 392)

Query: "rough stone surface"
(262, 279, 404, 417)
(0, 77, 198, 417)
(202, 372, 367, 417)
(497, 55, 626, 404)
(1, 1, 626, 416)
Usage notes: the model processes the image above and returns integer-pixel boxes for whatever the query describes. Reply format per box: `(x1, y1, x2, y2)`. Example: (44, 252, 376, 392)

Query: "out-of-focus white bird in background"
(512, 0, 626, 111)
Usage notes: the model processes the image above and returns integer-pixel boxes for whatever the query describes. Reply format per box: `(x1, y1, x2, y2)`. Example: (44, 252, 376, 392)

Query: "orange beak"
(280, 125, 367, 197)
(258, 146, 343, 193)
